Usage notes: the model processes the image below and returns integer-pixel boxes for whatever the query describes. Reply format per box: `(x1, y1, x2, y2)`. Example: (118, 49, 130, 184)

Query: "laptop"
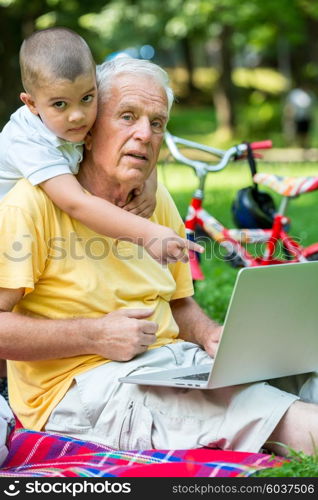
(119, 261, 318, 389)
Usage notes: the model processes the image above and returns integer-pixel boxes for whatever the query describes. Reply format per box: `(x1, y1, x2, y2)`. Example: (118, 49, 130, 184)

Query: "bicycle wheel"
(282, 244, 293, 261)
(223, 251, 245, 268)
(194, 224, 207, 239)
(306, 252, 318, 261)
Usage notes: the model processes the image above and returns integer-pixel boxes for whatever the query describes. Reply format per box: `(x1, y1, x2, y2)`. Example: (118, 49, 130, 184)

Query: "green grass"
(167, 106, 218, 145)
(167, 103, 318, 149)
(253, 447, 318, 477)
(167, 102, 285, 148)
(158, 158, 318, 476)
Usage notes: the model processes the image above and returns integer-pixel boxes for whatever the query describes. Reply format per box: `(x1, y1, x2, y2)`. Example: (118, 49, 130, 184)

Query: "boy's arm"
(40, 174, 203, 265)
(122, 167, 157, 218)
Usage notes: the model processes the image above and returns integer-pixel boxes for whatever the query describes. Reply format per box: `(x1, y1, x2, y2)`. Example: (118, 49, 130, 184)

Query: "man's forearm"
(0, 312, 96, 360)
(171, 297, 222, 357)
(0, 307, 158, 362)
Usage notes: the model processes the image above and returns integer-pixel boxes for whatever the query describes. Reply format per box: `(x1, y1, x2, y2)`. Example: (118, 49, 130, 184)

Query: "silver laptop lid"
(208, 261, 318, 388)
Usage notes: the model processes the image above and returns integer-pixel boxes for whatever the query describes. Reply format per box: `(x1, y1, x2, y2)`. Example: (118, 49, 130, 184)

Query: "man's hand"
(144, 225, 204, 265)
(92, 308, 158, 361)
(200, 325, 223, 358)
(171, 297, 223, 358)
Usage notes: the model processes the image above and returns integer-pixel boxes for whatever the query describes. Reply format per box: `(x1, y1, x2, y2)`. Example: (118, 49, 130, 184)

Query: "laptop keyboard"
(173, 372, 209, 381)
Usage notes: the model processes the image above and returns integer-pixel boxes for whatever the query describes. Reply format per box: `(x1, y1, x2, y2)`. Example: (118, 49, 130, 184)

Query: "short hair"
(20, 27, 95, 93)
(96, 56, 174, 114)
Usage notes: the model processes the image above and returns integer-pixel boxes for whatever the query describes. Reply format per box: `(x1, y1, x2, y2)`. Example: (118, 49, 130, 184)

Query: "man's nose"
(134, 118, 152, 142)
(69, 109, 85, 122)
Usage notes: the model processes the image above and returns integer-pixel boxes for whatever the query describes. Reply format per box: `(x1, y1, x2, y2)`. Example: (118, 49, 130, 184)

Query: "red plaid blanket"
(0, 427, 285, 477)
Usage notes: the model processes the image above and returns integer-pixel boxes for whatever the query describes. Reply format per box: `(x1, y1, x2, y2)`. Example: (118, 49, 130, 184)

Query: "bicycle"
(163, 130, 318, 281)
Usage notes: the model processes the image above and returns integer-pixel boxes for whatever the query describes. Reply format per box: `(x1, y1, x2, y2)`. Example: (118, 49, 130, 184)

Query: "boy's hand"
(122, 184, 156, 219)
(144, 226, 204, 265)
(123, 167, 158, 218)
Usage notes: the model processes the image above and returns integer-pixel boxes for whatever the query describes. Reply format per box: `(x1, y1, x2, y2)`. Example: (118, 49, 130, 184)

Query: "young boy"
(0, 27, 202, 264)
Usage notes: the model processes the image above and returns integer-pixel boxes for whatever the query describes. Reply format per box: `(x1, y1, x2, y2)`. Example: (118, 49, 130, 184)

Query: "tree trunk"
(0, 7, 22, 127)
(290, 15, 318, 87)
(212, 24, 235, 139)
(181, 36, 197, 94)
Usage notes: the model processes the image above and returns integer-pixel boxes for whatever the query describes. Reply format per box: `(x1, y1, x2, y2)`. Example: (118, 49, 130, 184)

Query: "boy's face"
(20, 72, 97, 142)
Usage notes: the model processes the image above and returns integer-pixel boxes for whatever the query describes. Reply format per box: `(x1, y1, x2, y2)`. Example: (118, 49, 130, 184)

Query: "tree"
(1, 0, 318, 136)
(79, 0, 239, 135)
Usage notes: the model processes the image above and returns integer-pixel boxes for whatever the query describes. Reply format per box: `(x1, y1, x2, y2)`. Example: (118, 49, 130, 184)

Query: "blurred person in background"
(283, 86, 315, 149)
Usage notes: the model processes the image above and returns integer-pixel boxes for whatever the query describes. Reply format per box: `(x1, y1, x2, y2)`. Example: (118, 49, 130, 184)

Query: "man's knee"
(266, 400, 318, 456)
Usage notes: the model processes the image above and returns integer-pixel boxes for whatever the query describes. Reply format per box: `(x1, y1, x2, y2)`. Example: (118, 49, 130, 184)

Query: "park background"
(1, 0, 318, 476)
(1, 0, 318, 320)
(1, 0, 318, 314)
(1, 0, 318, 147)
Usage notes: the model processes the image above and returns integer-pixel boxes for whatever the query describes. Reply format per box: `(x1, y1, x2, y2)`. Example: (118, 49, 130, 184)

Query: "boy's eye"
(82, 94, 94, 103)
(53, 101, 66, 109)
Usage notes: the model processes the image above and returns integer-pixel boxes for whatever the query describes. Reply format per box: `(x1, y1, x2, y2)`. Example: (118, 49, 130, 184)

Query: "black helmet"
(232, 186, 276, 229)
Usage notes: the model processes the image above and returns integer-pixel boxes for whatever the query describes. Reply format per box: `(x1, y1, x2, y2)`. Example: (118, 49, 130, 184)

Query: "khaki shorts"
(45, 342, 314, 453)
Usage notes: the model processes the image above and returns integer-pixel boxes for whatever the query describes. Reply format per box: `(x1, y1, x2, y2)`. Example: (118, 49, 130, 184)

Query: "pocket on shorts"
(118, 399, 153, 450)
(46, 379, 93, 434)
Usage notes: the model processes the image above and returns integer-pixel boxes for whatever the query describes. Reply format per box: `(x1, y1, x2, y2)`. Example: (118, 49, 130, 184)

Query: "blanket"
(0, 427, 285, 477)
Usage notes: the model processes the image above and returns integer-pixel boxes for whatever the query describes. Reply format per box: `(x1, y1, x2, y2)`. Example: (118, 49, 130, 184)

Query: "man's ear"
(85, 130, 93, 150)
(20, 92, 39, 115)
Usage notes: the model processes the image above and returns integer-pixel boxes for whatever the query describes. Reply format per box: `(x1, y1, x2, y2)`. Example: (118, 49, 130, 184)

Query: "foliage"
(2, 0, 318, 134)
(233, 68, 288, 95)
(75, 0, 312, 55)
(255, 446, 318, 477)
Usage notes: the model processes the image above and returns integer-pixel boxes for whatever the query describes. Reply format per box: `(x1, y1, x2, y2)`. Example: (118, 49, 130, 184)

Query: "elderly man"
(0, 57, 318, 456)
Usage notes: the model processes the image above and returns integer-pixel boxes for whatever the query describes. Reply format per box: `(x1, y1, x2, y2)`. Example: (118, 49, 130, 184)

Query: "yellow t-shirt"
(0, 179, 193, 430)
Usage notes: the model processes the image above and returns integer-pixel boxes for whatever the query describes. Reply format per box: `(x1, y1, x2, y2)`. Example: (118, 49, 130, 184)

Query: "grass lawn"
(158, 156, 318, 476)
(167, 102, 318, 149)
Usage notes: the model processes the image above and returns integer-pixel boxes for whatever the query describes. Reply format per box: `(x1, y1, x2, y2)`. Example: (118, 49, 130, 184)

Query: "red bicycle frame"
(164, 131, 318, 280)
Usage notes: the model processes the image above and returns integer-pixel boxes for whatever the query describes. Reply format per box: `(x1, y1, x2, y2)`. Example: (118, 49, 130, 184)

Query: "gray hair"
(96, 56, 174, 113)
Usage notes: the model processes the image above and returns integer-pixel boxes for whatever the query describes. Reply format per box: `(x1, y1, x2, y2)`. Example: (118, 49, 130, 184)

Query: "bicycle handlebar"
(249, 140, 272, 150)
(164, 130, 272, 175)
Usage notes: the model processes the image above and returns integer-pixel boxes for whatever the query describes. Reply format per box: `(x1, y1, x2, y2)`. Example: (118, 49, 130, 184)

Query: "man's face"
(90, 73, 168, 186)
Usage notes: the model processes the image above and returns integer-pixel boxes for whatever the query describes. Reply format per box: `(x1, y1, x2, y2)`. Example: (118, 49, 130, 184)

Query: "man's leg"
(47, 347, 317, 453)
(266, 400, 318, 456)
